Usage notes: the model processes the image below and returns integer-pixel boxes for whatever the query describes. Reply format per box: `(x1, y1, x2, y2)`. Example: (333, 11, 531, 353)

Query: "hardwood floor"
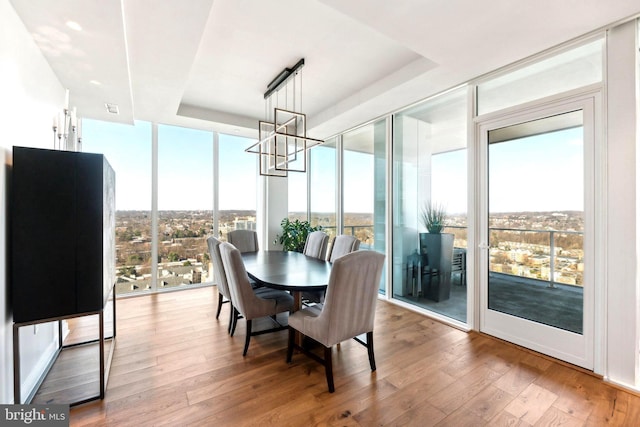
(69, 286, 640, 426)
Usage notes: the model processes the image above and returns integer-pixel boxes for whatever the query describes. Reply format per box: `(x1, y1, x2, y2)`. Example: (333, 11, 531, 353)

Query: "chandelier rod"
(263, 58, 305, 100)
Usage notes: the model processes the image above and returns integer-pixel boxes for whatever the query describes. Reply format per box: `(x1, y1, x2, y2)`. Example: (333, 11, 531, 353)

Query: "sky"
(82, 119, 584, 215)
(430, 126, 583, 215)
(488, 126, 583, 213)
(289, 145, 375, 214)
(82, 118, 374, 213)
(82, 119, 257, 211)
(82, 120, 152, 210)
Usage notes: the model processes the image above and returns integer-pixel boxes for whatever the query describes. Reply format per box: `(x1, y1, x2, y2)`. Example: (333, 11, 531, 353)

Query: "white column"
(261, 174, 289, 251)
(151, 123, 159, 290)
(605, 19, 639, 390)
(212, 131, 219, 238)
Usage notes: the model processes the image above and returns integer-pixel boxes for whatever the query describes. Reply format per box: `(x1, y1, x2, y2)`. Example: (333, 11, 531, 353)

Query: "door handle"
(478, 243, 489, 249)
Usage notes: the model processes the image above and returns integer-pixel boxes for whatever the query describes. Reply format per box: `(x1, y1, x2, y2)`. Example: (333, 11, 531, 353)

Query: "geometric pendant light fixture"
(246, 58, 323, 177)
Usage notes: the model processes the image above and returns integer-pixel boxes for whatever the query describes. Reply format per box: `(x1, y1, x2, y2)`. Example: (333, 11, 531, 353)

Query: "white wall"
(605, 19, 640, 390)
(0, 0, 66, 403)
(261, 175, 288, 251)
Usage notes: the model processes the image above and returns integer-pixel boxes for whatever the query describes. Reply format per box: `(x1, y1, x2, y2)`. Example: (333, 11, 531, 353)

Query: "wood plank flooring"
(32, 299, 115, 405)
(69, 287, 640, 426)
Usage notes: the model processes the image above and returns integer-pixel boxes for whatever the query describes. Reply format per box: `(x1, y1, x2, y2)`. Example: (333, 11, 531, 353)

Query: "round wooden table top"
(241, 250, 331, 293)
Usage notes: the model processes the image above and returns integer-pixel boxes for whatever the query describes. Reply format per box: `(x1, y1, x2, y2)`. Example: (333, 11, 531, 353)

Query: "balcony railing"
(445, 225, 583, 288)
(321, 225, 374, 249)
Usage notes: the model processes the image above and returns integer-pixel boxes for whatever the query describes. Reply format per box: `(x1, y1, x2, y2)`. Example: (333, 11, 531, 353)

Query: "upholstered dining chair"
(227, 229, 261, 289)
(219, 242, 294, 356)
(301, 231, 330, 304)
(327, 234, 360, 262)
(286, 250, 385, 392)
(227, 229, 259, 253)
(303, 231, 329, 259)
(207, 236, 234, 333)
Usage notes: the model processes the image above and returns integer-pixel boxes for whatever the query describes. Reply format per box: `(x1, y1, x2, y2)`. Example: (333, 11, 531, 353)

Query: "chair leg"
(286, 327, 295, 363)
(324, 346, 335, 393)
(230, 307, 239, 336)
(243, 319, 252, 356)
(215, 292, 224, 320)
(227, 305, 234, 335)
(366, 331, 376, 371)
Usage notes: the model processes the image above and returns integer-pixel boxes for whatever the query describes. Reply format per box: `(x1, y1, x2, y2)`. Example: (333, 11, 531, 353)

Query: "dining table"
(241, 250, 332, 311)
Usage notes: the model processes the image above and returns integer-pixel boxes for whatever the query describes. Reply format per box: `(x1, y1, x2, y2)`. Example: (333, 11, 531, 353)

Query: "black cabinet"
(11, 146, 115, 323)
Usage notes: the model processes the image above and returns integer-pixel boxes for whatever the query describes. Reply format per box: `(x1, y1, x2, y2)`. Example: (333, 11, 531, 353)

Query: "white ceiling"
(8, 0, 640, 140)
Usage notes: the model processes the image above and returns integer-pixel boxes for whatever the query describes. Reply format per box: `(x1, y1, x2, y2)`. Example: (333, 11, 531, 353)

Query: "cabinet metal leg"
(13, 323, 20, 404)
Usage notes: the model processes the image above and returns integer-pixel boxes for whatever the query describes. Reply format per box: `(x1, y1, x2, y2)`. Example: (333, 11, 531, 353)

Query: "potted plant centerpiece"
(274, 218, 322, 253)
(419, 201, 454, 302)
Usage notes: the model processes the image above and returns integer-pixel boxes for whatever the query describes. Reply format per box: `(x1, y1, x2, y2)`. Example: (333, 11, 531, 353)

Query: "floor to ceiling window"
(157, 124, 214, 290)
(392, 87, 468, 321)
(309, 138, 337, 237)
(342, 119, 387, 292)
(217, 134, 257, 240)
(288, 164, 307, 222)
(84, 119, 257, 295)
(82, 120, 152, 295)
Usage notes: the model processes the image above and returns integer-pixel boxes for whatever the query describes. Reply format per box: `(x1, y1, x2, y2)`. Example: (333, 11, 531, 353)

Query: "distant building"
(510, 249, 531, 263)
(192, 270, 202, 283)
(233, 217, 256, 230)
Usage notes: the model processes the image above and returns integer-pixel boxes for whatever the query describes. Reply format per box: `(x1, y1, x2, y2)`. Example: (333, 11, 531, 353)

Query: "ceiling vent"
(105, 103, 119, 114)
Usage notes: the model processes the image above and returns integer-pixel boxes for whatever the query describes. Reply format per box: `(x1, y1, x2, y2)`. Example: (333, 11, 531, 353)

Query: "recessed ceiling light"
(105, 103, 119, 114)
(90, 80, 102, 86)
(65, 21, 82, 31)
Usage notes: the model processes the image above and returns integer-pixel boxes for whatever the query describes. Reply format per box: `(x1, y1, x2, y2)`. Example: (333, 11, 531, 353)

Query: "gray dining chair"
(302, 231, 330, 305)
(227, 229, 261, 289)
(303, 231, 329, 259)
(286, 250, 385, 393)
(327, 234, 360, 262)
(219, 242, 293, 356)
(227, 229, 259, 253)
(207, 236, 234, 333)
